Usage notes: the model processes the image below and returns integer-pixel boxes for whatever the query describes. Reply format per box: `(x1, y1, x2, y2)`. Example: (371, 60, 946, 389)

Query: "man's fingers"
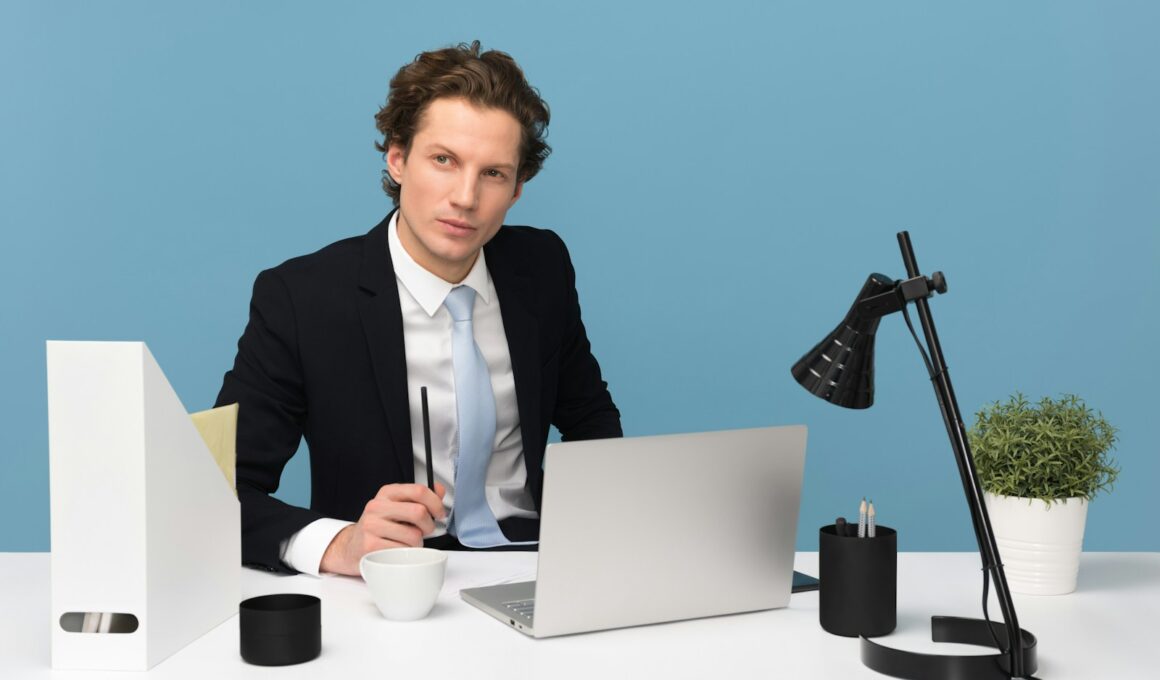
(362, 535, 414, 553)
(378, 501, 437, 536)
(377, 483, 447, 520)
(357, 483, 447, 553)
(362, 515, 425, 547)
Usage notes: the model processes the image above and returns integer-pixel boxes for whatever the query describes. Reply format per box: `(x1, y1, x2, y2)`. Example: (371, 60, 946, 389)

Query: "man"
(216, 42, 621, 576)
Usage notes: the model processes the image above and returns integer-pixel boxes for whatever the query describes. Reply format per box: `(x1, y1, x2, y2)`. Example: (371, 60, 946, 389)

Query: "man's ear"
(386, 144, 407, 184)
(510, 181, 524, 206)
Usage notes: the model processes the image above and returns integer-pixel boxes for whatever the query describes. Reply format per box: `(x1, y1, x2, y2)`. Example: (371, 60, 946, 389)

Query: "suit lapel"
(357, 213, 414, 482)
(486, 236, 543, 474)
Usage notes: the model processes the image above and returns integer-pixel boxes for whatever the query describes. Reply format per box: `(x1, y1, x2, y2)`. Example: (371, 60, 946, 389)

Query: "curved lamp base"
(861, 616, 1038, 680)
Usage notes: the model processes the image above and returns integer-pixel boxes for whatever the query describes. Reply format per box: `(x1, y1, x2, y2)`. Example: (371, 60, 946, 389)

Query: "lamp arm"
(896, 231, 1027, 678)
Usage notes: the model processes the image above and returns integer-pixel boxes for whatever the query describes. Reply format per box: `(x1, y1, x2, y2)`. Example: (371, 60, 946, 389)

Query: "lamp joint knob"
(930, 271, 948, 295)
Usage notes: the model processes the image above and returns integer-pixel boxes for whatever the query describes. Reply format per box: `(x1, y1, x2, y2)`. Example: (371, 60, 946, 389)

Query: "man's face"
(387, 96, 524, 283)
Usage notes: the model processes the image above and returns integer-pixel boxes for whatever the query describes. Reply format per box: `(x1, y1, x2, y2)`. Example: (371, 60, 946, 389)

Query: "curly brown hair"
(374, 41, 551, 204)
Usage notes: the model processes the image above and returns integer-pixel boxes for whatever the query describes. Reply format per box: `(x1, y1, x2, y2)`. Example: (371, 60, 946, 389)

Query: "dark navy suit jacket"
(216, 212, 622, 572)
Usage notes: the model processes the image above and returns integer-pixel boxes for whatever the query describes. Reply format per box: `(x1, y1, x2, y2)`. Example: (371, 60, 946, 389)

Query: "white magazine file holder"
(47, 341, 240, 670)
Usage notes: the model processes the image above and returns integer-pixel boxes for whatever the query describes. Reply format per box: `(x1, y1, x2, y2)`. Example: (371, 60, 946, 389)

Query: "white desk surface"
(4, 552, 1157, 679)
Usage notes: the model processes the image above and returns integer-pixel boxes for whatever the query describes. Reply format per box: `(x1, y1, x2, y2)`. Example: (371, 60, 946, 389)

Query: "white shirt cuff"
(280, 518, 354, 577)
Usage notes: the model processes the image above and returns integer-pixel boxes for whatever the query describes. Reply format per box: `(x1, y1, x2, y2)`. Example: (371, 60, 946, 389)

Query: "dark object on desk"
(792, 570, 820, 593)
(239, 594, 321, 666)
(835, 516, 849, 538)
(863, 617, 1040, 680)
(791, 232, 1038, 680)
(819, 524, 896, 637)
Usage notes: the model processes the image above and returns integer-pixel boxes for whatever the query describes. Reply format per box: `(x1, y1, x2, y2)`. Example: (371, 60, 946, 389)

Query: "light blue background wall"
(2, 2, 1156, 552)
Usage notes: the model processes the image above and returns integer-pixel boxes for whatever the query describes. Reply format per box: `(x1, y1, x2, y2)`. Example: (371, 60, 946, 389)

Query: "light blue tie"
(444, 285, 511, 547)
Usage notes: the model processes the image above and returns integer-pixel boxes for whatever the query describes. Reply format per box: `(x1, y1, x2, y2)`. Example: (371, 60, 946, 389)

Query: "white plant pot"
(984, 492, 1088, 595)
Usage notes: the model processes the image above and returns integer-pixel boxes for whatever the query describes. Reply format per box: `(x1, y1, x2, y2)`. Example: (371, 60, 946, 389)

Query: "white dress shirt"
(281, 213, 536, 575)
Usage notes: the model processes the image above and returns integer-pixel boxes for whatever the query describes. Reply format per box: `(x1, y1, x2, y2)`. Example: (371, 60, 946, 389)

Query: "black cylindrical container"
(819, 524, 896, 637)
(239, 594, 321, 666)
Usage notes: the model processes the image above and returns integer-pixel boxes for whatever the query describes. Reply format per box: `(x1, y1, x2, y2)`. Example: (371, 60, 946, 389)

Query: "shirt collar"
(387, 211, 492, 317)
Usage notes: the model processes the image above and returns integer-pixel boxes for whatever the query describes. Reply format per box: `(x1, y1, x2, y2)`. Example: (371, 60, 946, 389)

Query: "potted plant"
(968, 393, 1119, 595)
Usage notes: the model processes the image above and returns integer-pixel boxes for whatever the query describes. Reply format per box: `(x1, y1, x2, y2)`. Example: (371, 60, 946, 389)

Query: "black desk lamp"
(792, 232, 1039, 680)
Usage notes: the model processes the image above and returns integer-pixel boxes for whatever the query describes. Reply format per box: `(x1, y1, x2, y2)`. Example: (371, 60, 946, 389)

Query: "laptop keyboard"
(503, 598, 535, 622)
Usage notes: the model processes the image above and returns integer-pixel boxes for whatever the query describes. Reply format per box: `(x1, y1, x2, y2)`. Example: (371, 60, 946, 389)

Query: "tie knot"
(444, 285, 476, 322)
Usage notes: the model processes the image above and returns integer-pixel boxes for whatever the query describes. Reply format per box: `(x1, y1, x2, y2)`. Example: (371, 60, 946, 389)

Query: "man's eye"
(435, 155, 449, 164)
(484, 169, 504, 179)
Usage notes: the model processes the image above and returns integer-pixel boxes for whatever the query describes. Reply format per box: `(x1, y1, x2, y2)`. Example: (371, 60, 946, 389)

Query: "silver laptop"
(460, 425, 807, 637)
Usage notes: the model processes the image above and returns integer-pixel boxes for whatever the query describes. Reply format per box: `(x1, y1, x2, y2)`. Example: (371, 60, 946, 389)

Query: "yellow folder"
(190, 403, 239, 495)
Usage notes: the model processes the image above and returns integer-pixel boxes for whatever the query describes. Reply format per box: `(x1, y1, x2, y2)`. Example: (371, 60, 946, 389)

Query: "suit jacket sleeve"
(216, 268, 324, 573)
(549, 233, 623, 441)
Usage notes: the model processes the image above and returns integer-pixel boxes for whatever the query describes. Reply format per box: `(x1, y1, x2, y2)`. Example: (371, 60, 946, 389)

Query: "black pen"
(421, 386, 434, 492)
(835, 516, 849, 538)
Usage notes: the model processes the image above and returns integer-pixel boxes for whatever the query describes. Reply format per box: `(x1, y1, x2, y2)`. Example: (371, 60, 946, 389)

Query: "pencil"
(858, 497, 867, 538)
(421, 386, 434, 492)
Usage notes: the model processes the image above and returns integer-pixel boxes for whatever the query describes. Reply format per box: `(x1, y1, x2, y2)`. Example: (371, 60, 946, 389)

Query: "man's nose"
(450, 173, 478, 211)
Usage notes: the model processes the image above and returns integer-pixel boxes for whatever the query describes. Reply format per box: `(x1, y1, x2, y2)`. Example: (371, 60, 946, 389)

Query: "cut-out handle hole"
(59, 612, 139, 634)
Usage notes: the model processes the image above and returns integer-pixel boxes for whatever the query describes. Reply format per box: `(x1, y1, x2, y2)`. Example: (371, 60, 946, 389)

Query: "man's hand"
(320, 482, 447, 576)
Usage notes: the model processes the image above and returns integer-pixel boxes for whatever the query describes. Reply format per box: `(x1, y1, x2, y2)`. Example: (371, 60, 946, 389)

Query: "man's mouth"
(438, 218, 475, 234)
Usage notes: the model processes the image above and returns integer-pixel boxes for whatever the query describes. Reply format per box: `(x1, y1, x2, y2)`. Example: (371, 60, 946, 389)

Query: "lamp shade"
(791, 274, 894, 409)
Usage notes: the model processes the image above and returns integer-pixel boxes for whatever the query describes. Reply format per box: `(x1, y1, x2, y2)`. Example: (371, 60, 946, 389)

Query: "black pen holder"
(239, 594, 321, 666)
(819, 524, 896, 638)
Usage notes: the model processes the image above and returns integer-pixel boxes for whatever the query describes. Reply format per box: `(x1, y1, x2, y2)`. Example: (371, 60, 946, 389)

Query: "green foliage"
(968, 393, 1119, 502)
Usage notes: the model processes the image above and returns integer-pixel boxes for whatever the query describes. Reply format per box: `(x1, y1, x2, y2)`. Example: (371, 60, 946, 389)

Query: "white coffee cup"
(359, 548, 448, 621)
